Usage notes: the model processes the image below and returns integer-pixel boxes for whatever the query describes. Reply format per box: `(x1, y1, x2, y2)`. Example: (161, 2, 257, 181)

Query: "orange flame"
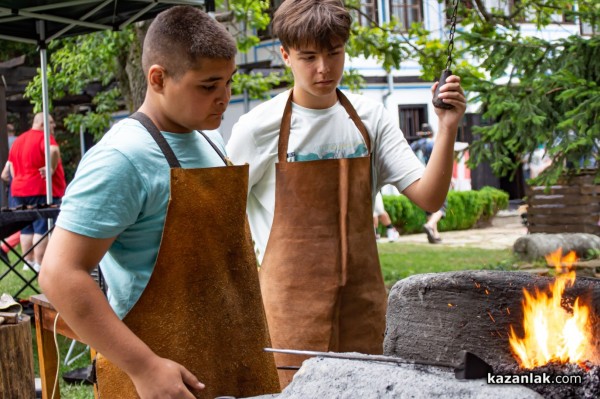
(508, 248, 593, 369)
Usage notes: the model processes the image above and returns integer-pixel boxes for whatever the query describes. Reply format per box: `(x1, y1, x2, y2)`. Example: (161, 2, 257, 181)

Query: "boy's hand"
(431, 75, 466, 130)
(130, 356, 204, 399)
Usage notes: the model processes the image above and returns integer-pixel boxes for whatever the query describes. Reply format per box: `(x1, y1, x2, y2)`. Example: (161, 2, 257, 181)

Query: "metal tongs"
(265, 348, 493, 380)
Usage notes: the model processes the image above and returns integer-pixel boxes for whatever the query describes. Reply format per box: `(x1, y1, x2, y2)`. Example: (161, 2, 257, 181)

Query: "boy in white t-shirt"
(226, 0, 466, 387)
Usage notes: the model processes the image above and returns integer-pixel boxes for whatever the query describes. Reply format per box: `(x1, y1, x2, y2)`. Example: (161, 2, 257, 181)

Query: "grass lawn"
(377, 242, 515, 288)
(1, 242, 515, 399)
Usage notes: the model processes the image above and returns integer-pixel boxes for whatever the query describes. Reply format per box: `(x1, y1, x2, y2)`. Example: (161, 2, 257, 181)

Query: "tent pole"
(40, 47, 53, 206)
(38, 21, 54, 231)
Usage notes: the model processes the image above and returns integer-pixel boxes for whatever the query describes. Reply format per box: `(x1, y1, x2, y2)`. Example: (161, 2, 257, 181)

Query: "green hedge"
(382, 186, 509, 234)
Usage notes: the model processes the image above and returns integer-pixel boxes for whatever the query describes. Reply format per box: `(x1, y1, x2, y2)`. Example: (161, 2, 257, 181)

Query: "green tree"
(440, 0, 600, 185)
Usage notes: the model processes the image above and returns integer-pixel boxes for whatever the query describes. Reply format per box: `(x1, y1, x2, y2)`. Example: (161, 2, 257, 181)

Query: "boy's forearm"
(41, 270, 157, 377)
(404, 125, 457, 211)
(40, 228, 158, 379)
(403, 75, 466, 210)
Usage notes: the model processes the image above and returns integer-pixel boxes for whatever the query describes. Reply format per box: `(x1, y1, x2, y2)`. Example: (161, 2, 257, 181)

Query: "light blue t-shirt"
(56, 118, 227, 319)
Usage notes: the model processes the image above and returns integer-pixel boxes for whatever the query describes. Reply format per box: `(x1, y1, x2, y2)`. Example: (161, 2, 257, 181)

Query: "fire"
(508, 248, 593, 369)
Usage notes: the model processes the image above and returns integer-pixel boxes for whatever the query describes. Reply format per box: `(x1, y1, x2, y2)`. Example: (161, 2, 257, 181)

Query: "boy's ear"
(148, 65, 166, 93)
(280, 46, 291, 67)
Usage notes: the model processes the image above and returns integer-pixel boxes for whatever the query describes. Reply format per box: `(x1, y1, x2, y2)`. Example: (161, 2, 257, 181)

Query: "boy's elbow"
(38, 263, 52, 293)
(39, 258, 60, 296)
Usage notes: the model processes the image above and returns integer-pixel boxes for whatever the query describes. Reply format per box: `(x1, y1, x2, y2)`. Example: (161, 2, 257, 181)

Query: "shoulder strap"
(197, 131, 231, 166)
(336, 89, 371, 154)
(129, 112, 181, 168)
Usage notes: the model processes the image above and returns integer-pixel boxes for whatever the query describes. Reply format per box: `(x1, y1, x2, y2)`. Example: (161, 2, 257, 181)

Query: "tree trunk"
(115, 21, 149, 113)
(0, 315, 35, 399)
(127, 21, 149, 111)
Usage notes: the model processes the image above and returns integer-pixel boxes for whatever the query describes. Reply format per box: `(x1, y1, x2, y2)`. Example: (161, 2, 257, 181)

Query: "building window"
(351, 1, 379, 27)
(389, 0, 423, 32)
(398, 104, 428, 143)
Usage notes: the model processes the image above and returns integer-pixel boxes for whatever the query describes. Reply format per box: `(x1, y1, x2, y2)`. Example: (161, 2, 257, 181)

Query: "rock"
(513, 233, 600, 261)
(276, 357, 542, 398)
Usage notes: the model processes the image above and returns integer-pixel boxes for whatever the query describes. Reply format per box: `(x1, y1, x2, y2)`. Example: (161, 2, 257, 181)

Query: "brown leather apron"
(95, 113, 280, 398)
(260, 90, 388, 388)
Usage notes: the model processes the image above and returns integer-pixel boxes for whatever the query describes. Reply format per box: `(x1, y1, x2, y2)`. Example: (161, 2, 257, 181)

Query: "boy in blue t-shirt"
(39, 6, 237, 397)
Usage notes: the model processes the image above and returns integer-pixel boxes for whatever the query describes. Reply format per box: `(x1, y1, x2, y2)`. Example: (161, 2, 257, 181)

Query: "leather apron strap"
(95, 112, 279, 398)
(129, 112, 232, 167)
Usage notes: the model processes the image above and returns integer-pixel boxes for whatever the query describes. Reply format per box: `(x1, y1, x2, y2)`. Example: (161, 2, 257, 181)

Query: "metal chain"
(445, 0, 460, 70)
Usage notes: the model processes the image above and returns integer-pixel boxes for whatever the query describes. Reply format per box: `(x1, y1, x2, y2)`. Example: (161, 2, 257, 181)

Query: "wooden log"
(527, 214, 593, 225)
(527, 204, 600, 215)
(526, 185, 600, 195)
(384, 271, 600, 370)
(513, 233, 600, 261)
(527, 224, 600, 234)
(528, 195, 598, 206)
(0, 315, 35, 399)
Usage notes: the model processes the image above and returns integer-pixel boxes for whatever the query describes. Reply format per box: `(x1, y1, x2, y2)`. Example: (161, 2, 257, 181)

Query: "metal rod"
(118, 3, 157, 30)
(23, 0, 101, 13)
(38, 21, 55, 235)
(0, 33, 37, 44)
(49, 0, 114, 42)
(20, 10, 111, 31)
(264, 348, 456, 369)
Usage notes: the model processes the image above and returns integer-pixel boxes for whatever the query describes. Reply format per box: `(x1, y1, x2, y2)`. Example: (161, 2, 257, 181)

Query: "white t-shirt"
(226, 90, 424, 262)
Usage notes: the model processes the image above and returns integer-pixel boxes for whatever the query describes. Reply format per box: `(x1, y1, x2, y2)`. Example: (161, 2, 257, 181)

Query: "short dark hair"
(142, 6, 237, 78)
(272, 0, 351, 51)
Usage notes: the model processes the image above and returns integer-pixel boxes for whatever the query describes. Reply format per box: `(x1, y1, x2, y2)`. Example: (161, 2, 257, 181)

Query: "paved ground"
(384, 210, 528, 250)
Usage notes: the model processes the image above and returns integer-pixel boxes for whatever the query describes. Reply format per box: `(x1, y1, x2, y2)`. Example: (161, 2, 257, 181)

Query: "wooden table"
(30, 294, 97, 399)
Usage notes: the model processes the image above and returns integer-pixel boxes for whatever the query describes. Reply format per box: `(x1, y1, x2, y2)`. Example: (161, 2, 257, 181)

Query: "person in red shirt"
(8, 113, 66, 271)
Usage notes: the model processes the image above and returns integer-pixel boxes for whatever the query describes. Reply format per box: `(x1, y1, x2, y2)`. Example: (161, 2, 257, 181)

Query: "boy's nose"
(318, 60, 330, 74)
(216, 87, 231, 105)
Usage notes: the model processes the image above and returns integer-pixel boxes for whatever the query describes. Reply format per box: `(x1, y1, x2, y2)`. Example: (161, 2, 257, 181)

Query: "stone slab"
(275, 357, 542, 399)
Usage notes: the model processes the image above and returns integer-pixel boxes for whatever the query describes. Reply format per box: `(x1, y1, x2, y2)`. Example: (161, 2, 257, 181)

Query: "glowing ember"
(508, 248, 593, 369)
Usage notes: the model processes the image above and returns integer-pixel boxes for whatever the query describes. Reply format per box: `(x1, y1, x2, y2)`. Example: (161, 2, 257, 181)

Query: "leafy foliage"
(382, 187, 509, 234)
(447, 0, 600, 185)
(24, 28, 133, 140)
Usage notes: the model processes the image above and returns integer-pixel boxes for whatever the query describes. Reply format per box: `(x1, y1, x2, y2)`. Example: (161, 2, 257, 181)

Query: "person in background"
(7, 113, 66, 271)
(411, 123, 446, 244)
(373, 192, 400, 241)
(226, 0, 466, 387)
(0, 123, 20, 262)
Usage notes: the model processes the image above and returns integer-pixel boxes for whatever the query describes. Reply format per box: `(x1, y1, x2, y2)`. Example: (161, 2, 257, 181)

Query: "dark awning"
(0, 0, 206, 45)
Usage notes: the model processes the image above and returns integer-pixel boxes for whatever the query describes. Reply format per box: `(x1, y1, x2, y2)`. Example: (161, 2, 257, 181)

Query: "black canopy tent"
(0, 0, 210, 204)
